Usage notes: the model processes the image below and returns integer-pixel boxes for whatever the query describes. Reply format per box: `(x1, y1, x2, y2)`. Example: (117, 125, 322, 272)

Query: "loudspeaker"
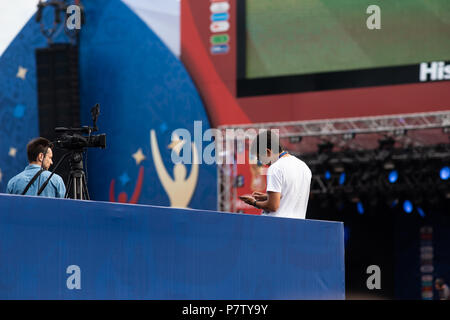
(36, 43, 80, 140)
(35, 44, 81, 184)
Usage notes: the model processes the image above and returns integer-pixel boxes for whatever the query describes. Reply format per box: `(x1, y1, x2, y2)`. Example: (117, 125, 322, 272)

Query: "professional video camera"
(54, 104, 106, 150)
(38, 104, 106, 200)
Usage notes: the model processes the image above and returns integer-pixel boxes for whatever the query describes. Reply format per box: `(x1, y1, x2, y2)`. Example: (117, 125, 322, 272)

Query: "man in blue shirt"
(7, 137, 66, 198)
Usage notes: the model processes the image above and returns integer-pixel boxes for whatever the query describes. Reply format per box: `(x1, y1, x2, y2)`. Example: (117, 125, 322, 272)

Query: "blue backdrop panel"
(0, 194, 344, 299)
(79, 0, 217, 209)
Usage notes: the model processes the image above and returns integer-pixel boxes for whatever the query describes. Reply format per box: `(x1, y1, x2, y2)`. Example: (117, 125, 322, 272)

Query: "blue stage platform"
(0, 194, 344, 299)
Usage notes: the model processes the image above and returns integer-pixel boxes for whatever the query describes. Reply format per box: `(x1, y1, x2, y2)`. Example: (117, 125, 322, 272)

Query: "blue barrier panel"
(0, 194, 344, 299)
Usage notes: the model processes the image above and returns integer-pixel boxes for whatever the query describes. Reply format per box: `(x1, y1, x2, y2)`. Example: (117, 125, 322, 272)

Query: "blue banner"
(0, 194, 344, 299)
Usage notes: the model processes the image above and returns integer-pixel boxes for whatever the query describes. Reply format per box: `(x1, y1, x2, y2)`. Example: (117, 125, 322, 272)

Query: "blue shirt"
(7, 164, 66, 198)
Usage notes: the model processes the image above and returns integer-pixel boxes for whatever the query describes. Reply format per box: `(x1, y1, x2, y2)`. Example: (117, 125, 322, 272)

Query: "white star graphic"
(168, 132, 185, 155)
(8, 147, 17, 157)
(16, 66, 28, 80)
(132, 148, 146, 165)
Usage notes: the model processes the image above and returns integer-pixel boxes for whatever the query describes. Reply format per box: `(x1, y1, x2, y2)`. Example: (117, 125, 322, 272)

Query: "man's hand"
(252, 191, 267, 201)
(239, 194, 256, 206)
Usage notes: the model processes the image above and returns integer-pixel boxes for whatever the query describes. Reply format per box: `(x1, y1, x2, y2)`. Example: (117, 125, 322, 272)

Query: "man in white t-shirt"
(240, 131, 312, 219)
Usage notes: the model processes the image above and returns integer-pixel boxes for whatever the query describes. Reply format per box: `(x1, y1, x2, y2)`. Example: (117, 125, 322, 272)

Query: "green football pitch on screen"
(245, 0, 450, 79)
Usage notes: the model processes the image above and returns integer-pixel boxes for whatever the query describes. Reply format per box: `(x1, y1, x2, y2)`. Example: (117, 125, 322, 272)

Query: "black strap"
(21, 168, 44, 195)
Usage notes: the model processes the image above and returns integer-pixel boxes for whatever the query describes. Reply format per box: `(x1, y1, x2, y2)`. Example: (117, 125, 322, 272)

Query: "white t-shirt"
(265, 155, 312, 219)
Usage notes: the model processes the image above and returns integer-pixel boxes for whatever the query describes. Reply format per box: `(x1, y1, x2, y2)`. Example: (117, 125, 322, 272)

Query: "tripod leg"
(65, 176, 73, 199)
(73, 176, 78, 199)
(75, 176, 83, 200)
(82, 175, 90, 200)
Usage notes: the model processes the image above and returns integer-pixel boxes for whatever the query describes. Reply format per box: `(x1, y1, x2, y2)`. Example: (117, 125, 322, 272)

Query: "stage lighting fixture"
(343, 132, 355, 140)
(440, 166, 449, 180)
(339, 172, 346, 185)
(332, 163, 345, 173)
(393, 129, 407, 136)
(388, 170, 398, 183)
(289, 136, 302, 144)
(357, 202, 364, 214)
(383, 161, 395, 170)
(389, 199, 399, 208)
(403, 200, 413, 214)
(417, 207, 425, 218)
(299, 144, 450, 209)
(378, 137, 396, 150)
(318, 141, 334, 154)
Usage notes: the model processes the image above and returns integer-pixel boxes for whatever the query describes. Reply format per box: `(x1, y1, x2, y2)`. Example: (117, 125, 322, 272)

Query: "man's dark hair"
(27, 137, 52, 163)
(252, 130, 283, 160)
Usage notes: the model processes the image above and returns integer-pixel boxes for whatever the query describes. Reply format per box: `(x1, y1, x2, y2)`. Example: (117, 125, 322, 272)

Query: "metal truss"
(217, 111, 450, 212)
(218, 111, 450, 138)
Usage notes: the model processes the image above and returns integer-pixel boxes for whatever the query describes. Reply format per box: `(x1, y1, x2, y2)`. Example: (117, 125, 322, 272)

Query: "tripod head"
(68, 150, 84, 170)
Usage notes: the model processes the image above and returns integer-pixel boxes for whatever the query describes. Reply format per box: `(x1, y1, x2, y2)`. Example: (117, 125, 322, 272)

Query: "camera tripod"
(65, 150, 90, 200)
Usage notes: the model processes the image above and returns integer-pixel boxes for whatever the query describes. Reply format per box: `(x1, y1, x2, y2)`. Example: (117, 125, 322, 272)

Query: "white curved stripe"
(122, 0, 180, 57)
(0, 0, 36, 57)
(0, 1, 181, 58)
